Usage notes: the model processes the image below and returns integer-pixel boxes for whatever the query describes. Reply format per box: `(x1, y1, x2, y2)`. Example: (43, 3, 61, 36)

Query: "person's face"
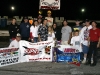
(43, 20, 47, 25)
(48, 27, 52, 31)
(47, 13, 51, 17)
(74, 32, 79, 36)
(53, 24, 56, 29)
(63, 21, 67, 26)
(12, 19, 16, 24)
(92, 22, 96, 28)
(16, 37, 21, 41)
(34, 21, 38, 26)
(85, 22, 90, 26)
(76, 21, 80, 25)
(24, 19, 28, 23)
(38, 19, 42, 23)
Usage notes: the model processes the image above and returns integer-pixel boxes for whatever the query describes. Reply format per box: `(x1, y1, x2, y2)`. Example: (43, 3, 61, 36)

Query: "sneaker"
(82, 60, 86, 64)
(90, 63, 96, 67)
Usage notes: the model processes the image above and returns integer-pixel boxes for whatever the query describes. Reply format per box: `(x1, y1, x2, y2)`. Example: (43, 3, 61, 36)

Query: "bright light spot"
(81, 9, 85, 12)
(11, 6, 15, 10)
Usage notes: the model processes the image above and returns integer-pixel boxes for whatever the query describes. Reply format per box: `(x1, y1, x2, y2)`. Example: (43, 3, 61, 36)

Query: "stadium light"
(81, 9, 85, 12)
(11, 6, 15, 10)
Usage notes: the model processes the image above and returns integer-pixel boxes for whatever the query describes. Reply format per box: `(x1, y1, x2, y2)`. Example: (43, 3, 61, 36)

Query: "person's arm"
(52, 32, 55, 40)
(70, 37, 73, 46)
(68, 27, 72, 44)
(30, 26, 34, 42)
(97, 29, 100, 48)
(38, 26, 41, 42)
(9, 42, 13, 47)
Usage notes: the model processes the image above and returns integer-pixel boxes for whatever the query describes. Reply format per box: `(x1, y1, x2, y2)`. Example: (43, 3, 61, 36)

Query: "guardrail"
(0, 30, 9, 36)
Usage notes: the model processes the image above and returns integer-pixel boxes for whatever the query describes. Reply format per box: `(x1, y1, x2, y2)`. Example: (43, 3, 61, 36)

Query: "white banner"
(19, 40, 54, 62)
(39, 0, 60, 10)
(0, 48, 20, 67)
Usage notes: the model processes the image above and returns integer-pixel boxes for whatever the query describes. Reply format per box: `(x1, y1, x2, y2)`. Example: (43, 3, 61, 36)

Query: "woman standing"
(48, 26, 55, 41)
(30, 20, 39, 43)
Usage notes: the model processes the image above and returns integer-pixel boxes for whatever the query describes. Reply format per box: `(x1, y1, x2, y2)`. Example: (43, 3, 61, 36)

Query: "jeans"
(34, 37, 38, 43)
(88, 41, 98, 64)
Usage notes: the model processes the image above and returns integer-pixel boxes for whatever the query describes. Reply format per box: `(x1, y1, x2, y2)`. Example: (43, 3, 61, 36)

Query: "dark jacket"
(53, 26, 61, 41)
(9, 23, 20, 38)
(20, 22, 30, 37)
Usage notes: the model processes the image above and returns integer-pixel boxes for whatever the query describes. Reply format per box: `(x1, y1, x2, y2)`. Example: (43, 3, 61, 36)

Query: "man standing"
(87, 21, 100, 66)
(20, 17, 30, 41)
(9, 18, 19, 42)
(38, 19, 48, 41)
(80, 19, 92, 64)
(61, 20, 72, 45)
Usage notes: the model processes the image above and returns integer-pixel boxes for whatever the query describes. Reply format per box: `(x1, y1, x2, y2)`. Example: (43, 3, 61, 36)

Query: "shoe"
(90, 63, 96, 67)
(84, 62, 91, 65)
(82, 60, 86, 64)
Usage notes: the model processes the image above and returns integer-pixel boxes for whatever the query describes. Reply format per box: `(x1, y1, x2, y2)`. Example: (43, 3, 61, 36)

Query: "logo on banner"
(23, 46, 40, 56)
(45, 46, 51, 55)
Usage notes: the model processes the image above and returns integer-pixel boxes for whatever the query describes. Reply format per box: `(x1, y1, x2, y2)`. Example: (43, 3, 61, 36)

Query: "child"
(48, 26, 55, 41)
(70, 30, 83, 61)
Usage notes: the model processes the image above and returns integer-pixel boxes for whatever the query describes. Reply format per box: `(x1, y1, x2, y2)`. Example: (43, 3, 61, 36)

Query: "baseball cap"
(16, 33, 21, 37)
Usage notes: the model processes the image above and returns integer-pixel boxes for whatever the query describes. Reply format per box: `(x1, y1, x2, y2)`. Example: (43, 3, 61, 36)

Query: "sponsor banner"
(19, 40, 54, 62)
(0, 48, 20, 67)
(39, 0, 60, 10)
(56, 45, 80, 64)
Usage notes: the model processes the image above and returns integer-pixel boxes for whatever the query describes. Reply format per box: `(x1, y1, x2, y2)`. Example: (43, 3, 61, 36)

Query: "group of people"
(8, 15, 100, 67)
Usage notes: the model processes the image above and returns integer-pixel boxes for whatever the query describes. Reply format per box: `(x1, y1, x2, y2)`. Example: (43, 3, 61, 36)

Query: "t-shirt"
(72, 25, 82, 31)
(71, 36, 82, 52)
(48, 32, 55, 41)
(9, 39, 19, 48)
(80, 25, 92, 46)
(89, 28, 100, 41)
(61, 26, 72, 41)
(30, 26, 39, 37)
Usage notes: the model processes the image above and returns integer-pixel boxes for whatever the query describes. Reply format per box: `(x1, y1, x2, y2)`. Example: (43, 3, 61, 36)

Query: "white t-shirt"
(71, 36, 82, 52)
(30, 26, 39, 37)
(80, 25, 92, 46)
(48, 32, 55, 41)
(9, 39, 19, 48)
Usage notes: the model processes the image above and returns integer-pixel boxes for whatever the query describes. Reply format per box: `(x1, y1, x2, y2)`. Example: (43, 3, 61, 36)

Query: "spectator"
(52, 23, 61, 41)
(30, 20, 39, 43)
(61, 20, 72, 45)
(70, 30, 83, 61)
(48, 26, 55, 41)
(72, 20, 83, 32)
(80, 19, 92, 64)
(9, 33, 21, 48)
(38, 19, 48, 41)
(86, 21, 100, 66)
(9, 18, 19, 42)
(20, 17, 31, 41)
(38, 18, 42, 26)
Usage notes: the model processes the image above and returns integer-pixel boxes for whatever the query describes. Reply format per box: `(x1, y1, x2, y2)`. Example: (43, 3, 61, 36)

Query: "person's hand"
(68, 40, 70, 44)
(97, 43, 100, 48)
(31, 39, 34, 43)
(28, 38, 31, 41)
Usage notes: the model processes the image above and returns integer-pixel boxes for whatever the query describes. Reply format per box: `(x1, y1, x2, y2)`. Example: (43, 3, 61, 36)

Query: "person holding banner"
(48, 26, 55, 41)
(71, 30, 83, 61)
(9, 33, 21, 48)
(38, 19, 48, 41)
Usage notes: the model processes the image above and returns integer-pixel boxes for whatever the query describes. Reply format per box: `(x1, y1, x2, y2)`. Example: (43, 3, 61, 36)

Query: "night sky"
(0, 0, 100, 20)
